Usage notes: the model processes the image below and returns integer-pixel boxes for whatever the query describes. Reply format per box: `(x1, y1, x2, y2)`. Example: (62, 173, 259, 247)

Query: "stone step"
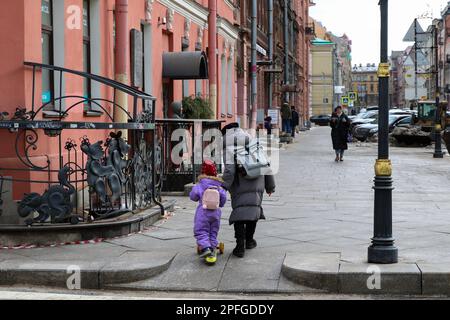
(0, 251, 177, 290)
(282, 253, 450, 295)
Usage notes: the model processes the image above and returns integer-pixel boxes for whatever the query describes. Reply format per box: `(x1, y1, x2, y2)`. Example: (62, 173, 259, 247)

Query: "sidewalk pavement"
(3, 127, 450, 295)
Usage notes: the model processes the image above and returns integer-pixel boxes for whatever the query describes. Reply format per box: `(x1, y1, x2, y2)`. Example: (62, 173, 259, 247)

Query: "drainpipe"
(268, 0, 274, 109)
(114, 0, 129, 138)
(283, 0, 289, 103)
(250, 0, 258, 130)
(208, 0, 218, 119)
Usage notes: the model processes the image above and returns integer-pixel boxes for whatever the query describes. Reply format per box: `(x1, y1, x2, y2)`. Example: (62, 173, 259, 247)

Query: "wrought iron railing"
(0, 62, 163, 226)
(156, 119, 224, 192)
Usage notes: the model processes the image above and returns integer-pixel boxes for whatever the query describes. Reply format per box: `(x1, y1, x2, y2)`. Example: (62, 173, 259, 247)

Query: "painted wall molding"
(157, 0, 208, 28)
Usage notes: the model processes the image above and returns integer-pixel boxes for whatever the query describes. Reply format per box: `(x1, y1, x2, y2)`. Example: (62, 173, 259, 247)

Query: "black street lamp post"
(368, 0, 398, 264)
(433, 24, 444, 159)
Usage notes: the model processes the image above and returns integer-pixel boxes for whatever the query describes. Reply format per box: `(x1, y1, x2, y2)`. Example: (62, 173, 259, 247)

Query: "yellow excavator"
(412, 100, 449, 132)
(392, 100, 448, 147)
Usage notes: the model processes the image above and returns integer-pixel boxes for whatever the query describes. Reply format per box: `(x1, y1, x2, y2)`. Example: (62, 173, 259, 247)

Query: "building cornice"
(157, 0, 239, 44)
(157, 0, 208, 28)
(217, 17, 239, 42)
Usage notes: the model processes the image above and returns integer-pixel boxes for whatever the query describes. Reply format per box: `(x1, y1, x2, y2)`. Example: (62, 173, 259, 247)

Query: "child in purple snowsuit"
(190, 160, 227, 258)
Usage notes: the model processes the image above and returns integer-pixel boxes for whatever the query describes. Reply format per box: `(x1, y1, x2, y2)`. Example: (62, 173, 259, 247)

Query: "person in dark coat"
(291, 106, 300, 138)
(264, 116, 273, 135)
(221, 123, 276, 258)
(330, 106, 351, 162)
(281, 103, 292, 134)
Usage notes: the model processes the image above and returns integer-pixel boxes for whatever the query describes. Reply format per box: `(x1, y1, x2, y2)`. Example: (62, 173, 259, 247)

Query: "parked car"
(353, 115, 412, 142)
(350, 111, 379, 132)
(310, 115, 331, 126)
(389, 109, 412, 116)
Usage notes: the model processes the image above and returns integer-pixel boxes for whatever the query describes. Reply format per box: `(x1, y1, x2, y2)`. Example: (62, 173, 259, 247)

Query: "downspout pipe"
(250, 0, 258, 130)
(114, 0, 129, 138)
(268, 0, 274, 109)
(208, 0, 218, 119)
(283, 0, 289, 103)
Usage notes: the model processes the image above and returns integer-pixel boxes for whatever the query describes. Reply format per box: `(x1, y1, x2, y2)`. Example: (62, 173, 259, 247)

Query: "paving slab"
(218, 250, 286, 293)
(111, 252, 230, 292)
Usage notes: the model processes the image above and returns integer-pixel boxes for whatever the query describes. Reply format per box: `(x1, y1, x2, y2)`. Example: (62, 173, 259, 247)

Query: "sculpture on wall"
(145, 0, 154, 22)
(166, 8, 174, 31)
(196, 27, 204, 49)
(222, 40, 229, 59)
(184, 18, 191, 40)
(17, 166, 77, 225)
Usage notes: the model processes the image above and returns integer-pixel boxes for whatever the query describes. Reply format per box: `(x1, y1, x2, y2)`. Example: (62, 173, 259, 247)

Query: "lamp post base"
(433, 151, 445, 159)
(368, 244, 398, 264)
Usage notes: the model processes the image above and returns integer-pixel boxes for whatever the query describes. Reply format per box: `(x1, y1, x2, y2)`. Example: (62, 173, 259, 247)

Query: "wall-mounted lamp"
(158, 17, 167, 27)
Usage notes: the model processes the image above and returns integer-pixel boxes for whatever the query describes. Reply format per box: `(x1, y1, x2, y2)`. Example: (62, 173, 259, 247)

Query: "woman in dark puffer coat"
(221, 123, 276, 258)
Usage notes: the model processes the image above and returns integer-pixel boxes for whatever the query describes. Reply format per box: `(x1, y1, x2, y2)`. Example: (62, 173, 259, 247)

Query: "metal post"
(268, 0, 274, 109)
(208, 0, 218, 119)
(414, 19, 418, 104)
(283, 0, 289, 103)
(250, 0, 258, 130)
(434, 24, 444, 158)
(368, 0, 398, 264)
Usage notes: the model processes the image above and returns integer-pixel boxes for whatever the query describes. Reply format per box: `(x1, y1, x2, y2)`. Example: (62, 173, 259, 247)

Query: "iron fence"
(0, 62, 163, 226)
(156, 119, 224, 192)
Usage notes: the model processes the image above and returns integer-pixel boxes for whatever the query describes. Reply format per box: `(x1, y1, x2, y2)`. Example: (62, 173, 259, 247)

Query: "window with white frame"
(41, 0, 54, 107)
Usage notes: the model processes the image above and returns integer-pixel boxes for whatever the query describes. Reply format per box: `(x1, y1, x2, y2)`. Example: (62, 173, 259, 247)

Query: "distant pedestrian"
(222, 123, 276, 258)
(190, 160, 227, 265)
(291, 106, 300, 138)
(264, 116, 273, 135)
(330, 106, 351, 162)
(281, 103, 292, 135)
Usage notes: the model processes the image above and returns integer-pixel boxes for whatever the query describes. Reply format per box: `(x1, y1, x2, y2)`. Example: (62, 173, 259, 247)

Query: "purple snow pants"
(194, 208, 222, 250)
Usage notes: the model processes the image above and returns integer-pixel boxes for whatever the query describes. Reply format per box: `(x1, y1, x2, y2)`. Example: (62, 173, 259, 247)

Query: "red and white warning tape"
(0, 212, 175, 251)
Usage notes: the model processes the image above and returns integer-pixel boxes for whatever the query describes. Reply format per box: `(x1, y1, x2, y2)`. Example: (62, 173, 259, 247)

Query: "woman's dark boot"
(233, 223, 246, 258)
(233, 239, 245, 258)
(245, 222, 258, 249)
(246, 239, 257, 250)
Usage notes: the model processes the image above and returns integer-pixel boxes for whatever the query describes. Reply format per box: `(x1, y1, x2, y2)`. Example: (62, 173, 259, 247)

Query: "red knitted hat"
(201, 160, 218, 177)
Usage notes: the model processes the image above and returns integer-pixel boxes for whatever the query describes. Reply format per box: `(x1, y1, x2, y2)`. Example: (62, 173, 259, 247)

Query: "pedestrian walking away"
(190, 160, 227, 265)
(330, 106, 351, 162)
(291, 106, 300, 138)
(264, 116, 273, 135)
(281, 102, 292, 135)
(221, 123, 276, 259)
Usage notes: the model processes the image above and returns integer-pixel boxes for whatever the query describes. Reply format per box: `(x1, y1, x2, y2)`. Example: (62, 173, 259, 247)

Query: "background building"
(309, 18, 352, 115)
(327, 32, 352, 108)
(311, 38, 335, 116)
(351, 63, 379, 108)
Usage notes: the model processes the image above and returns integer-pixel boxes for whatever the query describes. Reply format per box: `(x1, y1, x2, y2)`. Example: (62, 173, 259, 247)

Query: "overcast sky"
(310, 0, 448, 66)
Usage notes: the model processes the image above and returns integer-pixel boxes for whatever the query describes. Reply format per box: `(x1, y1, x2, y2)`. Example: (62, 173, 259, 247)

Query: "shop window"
(84, 0, 103, 115)
(83, 0, 91, 101)
(41, 0, 54, 108)
(42, 0, 66, 117)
